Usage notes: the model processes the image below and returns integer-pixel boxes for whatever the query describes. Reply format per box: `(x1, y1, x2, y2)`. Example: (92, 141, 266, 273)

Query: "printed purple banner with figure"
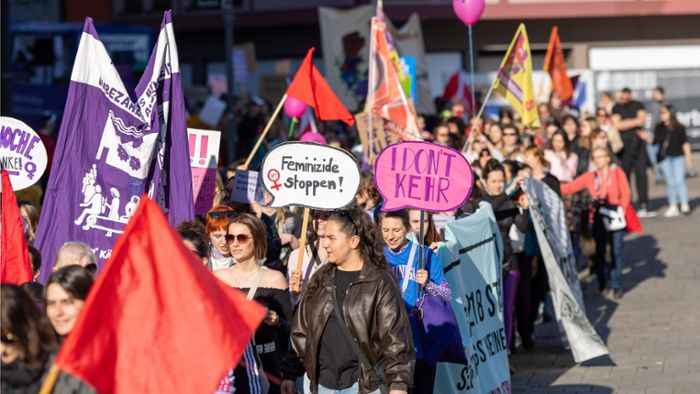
(35, 11, 194, 282)
(374, 141, 473, 212)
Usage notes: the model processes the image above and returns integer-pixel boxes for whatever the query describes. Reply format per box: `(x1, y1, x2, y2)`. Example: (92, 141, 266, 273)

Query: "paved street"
(511, 154, 700, 394)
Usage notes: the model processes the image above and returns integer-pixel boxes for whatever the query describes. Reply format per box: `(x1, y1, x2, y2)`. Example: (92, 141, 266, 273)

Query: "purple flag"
(35, 11, 194, 282)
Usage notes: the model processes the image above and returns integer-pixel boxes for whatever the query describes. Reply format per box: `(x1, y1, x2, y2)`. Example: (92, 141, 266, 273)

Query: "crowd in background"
(3, 85, 696, 394)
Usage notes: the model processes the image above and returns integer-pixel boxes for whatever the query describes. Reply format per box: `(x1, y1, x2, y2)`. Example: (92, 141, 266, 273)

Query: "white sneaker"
(637, 207, 658, 218)
(664, 205, 680, 217)
(680, 202, 690, 214)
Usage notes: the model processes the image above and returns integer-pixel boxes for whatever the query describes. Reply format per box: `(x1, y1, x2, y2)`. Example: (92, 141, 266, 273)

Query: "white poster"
(0, 117, 48, 191)
(318, 5, 373, 113)
(436, 203, 511, 394)
(524, 177, 609, 363)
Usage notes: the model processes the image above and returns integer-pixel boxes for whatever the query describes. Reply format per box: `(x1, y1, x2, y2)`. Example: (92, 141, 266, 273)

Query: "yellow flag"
(493, 24, 541, 128)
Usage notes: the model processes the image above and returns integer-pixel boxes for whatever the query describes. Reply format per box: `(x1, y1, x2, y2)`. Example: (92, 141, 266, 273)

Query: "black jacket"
(291, 263, 414, 393)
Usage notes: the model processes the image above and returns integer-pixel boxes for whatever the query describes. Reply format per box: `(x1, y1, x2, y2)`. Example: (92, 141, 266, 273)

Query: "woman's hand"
(517, 193, 530, 210)
(280, 380, 296, 394)
(415, 269, 429, 287)
(263, 308, 279, 326)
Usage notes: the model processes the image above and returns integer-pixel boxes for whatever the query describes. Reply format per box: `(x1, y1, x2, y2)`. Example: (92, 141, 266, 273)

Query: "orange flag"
(1, 171, 33, 284)
(287, 48, 355, 126)
(543, 26, 573, 102)
(366, 16, 422, 141)
(53, 195, 266, 394)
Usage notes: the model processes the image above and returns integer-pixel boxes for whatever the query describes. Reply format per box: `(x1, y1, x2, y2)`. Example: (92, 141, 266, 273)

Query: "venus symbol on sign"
(267, 169, 282, 191)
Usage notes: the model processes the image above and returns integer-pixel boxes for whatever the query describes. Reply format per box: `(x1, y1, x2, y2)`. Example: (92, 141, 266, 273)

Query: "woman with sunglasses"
(287, 210, 330, 305)
(215, 213, 293, 394)
(205, 205, 236, 271)
(379, 209, 451, 393)
(291, 205, 414, 394)
(1, 284, 57, 393)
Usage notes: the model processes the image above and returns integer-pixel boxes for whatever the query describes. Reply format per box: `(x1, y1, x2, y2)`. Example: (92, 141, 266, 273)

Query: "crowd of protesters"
(3, 85, 696, 394)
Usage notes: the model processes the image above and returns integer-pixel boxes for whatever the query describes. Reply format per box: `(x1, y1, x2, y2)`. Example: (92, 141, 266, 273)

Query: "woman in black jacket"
(291, 205, 414, 394)
(479, 159, 529, 351)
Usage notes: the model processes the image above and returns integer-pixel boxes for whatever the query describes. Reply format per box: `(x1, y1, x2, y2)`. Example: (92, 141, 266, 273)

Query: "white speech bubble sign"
(0, 117, 48, 191)
(260, 142, 361, 210)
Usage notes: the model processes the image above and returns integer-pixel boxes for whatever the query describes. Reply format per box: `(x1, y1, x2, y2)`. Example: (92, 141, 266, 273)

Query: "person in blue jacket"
(379, 210, 451, 394)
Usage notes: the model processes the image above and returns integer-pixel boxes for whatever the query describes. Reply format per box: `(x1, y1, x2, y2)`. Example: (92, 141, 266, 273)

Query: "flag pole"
(293, 207, 311, 293)
(462, 80, 496, 153)
(468, 25, 477, 118)
(243, 94, 288, 170)
(38, 365, 60, 394)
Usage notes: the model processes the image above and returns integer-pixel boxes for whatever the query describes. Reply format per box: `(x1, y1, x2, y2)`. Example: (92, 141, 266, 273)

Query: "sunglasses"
(225, 233, 253, 245)
(208, 211, 235, 220)
(1, 331, 15, 344)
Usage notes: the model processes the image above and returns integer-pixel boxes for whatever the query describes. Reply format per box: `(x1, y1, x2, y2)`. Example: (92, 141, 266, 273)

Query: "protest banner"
(230, 169, 264, 205)
(374, 141, 473, 212)
(261, 141, 361, 291)
(260, 142, 360, 210)
(34, 12, 194, 281)
(355, 112, 398, 165)
(436, 202, 511, 394)
(187, 128, 220, 215)
(318, 5, 373, 111)
(199, 96, 226, 127)
(524, 177, 609, 363)
(0, 117, 48, 191)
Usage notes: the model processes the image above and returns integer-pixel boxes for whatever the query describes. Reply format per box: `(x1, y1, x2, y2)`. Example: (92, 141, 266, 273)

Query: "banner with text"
(260, 142, 360, 210)
(436, 202, 511, 394)
(524, 177, 608, 363)
(0, 117, 47, 191)
(187, 128, 220, 215)
(34, 12, 194, 281)
(374, 141, 472, 211)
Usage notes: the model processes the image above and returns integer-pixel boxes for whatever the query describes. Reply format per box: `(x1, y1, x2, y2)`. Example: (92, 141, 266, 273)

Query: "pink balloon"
(284, 96, 308, 118)
(453, 0, 485, 26)
(299, 131, 327, 145)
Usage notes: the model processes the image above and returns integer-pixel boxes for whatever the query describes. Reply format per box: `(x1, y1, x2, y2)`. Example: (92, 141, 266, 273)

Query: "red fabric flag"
(286, 47, 355, 126)
(442, 70, 475, 114)
(543, 26, 573, 102)
(53, 195, 266, 394)
(1, 171, 33, 284)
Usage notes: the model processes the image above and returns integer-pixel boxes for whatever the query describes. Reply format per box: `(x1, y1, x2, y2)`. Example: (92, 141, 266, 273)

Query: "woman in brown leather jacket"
(290, 205, 414, 394)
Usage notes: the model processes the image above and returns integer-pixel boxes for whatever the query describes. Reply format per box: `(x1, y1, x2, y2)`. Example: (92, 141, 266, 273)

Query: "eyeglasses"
(225, 233, 253, 244)
(504, 133, 518, 137)
(208, 211, 235, 220)
(1, 330, 15, 344)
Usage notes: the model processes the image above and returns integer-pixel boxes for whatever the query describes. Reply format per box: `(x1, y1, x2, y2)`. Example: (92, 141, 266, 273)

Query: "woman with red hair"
(205, 205, 236, 271)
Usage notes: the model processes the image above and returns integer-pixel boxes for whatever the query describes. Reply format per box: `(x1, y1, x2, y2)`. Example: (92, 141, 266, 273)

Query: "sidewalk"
(510, 154, 700, 394)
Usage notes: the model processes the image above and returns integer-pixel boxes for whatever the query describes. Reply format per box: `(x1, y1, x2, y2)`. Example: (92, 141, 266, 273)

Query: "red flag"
(53, 196, 266, 394)
(543, 26, 573, 102)
(442, 70, 475, 113)
(1, 171, 33, 284)
(287, 48, 355, 126)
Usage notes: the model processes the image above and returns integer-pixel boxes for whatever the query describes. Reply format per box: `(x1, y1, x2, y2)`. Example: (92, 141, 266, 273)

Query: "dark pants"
(514, 253, 534, 350)
(619, 131, 649, 206)
(412, 360, 436, 394)
(592, 212, 625, 290)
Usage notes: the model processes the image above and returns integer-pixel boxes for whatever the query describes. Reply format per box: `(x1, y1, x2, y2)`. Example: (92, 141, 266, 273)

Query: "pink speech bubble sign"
(374, 141, 473, 212)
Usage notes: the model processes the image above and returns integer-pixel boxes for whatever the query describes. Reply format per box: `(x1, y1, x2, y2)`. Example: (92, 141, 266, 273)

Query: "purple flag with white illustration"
(35, 11, 194, 282)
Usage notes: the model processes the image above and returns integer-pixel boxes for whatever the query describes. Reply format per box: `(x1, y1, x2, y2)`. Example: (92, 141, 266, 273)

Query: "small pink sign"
(374, 141, 473, 212)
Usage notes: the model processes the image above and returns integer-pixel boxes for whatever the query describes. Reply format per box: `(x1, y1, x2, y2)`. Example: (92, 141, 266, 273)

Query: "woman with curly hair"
(291, 205, 414, 394)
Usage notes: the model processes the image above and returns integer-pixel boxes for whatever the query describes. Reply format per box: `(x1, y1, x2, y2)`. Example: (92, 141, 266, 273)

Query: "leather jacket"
(291, 262, 414, 393)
